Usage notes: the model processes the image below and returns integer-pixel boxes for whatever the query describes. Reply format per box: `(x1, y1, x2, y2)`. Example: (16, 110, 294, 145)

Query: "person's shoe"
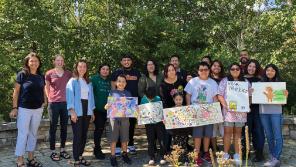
(252, 151, 264, 162)
(223, 153, 230, 160)
(148, 159, 155, 165)
(127, 145, 136, 155)
(233, 153, 242, 166)
(115, 147, 121, 157)
(195, 155, 203, 166)
(264, 157, 280, 167)
(121, 152, 132, 165)
(160, 159, 166, 165)
(203, 151, 212, 164)
(94, 149, 105, 160)
(110, 156, 118, 167)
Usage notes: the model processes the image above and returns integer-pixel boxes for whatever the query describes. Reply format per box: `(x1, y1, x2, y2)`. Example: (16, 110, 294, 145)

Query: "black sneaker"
(121, 152, 132, 165)
(94, 149, 105, 160)
(110, 156, 118, 167)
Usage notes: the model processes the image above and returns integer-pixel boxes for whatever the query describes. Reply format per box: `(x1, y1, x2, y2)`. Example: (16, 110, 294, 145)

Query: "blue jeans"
(260, 114, 283, 160)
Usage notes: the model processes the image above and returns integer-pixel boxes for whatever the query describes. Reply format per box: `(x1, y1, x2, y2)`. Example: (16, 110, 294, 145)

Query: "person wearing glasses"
(217, 63, 250, 165)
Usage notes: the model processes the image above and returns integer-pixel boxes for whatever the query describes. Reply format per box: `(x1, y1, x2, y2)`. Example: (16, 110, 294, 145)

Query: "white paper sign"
(226, 81, 250, 112)
(252, 82, 286, 104)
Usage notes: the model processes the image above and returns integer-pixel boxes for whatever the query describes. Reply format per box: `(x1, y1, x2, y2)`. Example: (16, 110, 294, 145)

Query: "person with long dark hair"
(209, 60, 225, 153)
(45, 54, 72, 161)
(138, 59, 163, 98)
(66, 59, 95, 167)
(260, 64, 288, 167)
(160, 64, 187, 151)
(10, 52, 45, 167)
(91, 64, 111, 159)
(244, 59, 265, 162)
(217, 63, 250, 165)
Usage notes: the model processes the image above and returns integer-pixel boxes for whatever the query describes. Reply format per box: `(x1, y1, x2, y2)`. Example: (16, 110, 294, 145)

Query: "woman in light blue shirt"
(66, 59, 95, 167)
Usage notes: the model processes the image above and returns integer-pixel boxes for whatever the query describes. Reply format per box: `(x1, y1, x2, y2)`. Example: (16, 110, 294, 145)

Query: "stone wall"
(0, 116, 295, 147)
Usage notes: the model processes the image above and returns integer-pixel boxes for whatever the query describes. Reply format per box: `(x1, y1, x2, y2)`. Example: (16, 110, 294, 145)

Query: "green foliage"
(0, 0, 295, 121)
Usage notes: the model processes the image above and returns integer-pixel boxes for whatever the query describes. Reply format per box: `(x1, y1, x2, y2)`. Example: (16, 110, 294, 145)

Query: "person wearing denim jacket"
(66, 60, 95, 166)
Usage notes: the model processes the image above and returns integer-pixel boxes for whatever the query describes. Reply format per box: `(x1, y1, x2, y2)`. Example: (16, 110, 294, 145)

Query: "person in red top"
(45, 54, 72, 161)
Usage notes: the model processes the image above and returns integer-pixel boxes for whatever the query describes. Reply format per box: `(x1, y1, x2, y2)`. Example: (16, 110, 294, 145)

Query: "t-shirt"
(111, 68, 141, 97)
(45, 69, 72, 102)
(160, 78, 185, 108)
(184, 77, 218, 104)
(91, 74, 111, 112)
(259, 104, 282, 114)
(79, 78, 89, 100)
(16, 71, 45, 109)
(176, 68, 188, 82)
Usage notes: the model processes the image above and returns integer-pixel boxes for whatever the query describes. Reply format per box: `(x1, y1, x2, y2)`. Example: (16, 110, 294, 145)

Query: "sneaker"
(203, 152, 212, 164)
(115, 147, 121, 157)
(94, 149, 105, 160)
(264, 157, 280, 167)
(233, 153, 242, 166)
(223, 153, 230, 160)
(148, 159, 155, 165)
(121, 152, 132, 165)
(127, 145, 136, 155)
(160, 159, 166, 165)
(264, 156, 273, 166)
(110, 156, 118, 167)
(195, 156, 203, 166)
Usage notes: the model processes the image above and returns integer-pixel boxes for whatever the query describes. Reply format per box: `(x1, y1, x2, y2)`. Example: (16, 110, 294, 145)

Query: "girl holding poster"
(259, 64, 288, 167)
(217, 63, 250, 165)
(140, 87, 167, 166)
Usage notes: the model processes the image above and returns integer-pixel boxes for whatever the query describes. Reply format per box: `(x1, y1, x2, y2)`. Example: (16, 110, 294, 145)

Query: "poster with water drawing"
(138, 101, 163, 125)
(107, 97, 138, 118)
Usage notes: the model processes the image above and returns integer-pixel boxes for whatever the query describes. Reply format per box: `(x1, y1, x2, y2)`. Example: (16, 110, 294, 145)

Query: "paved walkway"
(1, 135, 296, 167)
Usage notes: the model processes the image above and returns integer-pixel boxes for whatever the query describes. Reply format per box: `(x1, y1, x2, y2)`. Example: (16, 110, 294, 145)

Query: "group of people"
(10, 50, 288, 167)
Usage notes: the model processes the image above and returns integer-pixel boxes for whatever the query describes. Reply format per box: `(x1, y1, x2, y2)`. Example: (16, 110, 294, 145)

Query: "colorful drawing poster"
(252, 82, 286, 104)
(138, 101, 163, 125)
(107, 97, 138, 118)
(226, 81, 250, 112)
(163, 102, 223, 129)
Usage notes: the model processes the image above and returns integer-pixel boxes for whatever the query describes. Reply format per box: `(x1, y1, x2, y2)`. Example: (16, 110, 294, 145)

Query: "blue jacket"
(66, 78, 95, 116)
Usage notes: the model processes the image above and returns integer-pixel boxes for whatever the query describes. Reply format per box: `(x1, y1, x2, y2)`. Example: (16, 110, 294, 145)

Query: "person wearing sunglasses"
(217, 63, 250, 165)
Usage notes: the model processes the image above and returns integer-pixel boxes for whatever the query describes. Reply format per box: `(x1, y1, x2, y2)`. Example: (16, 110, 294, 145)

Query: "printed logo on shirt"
(125, 75, 138, 81)
(196, 85, 207, 103)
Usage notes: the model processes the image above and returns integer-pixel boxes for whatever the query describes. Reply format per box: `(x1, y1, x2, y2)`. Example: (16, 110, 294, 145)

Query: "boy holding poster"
(185, 62, 219, 166)
(140, 87, 167, 165)
(105, 74, 132, 167)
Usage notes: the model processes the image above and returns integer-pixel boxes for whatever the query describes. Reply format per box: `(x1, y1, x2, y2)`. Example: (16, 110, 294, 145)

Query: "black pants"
(48, 102, 68, 150)
(116, 117, 137, 147)
(145, 122, 167, 159)
(93, 111, 107, 152)
(71, 100, 90, 161)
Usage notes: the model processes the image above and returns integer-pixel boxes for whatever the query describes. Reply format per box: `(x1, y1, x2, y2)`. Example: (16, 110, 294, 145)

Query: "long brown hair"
(23, 52, 42, 75)
(73, 59, 90, 83)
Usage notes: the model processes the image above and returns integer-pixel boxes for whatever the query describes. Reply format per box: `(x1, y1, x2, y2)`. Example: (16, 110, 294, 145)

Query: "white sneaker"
(115, 147, 121, 157)
(233, 153, 242, 166)
(223, 153, 230, 160)
(148, 159, 155, 165)
(160, 159, 166, 165)
(264, 157, 280, 167)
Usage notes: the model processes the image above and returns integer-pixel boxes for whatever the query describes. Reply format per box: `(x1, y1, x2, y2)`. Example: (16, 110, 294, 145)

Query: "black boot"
(93, 148, 105, 160)
(252, 150, 264, 162)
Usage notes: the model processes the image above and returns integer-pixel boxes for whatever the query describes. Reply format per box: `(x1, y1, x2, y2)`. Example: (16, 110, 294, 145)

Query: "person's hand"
(104, 103, 111, 110)
(283, 90, 289, 97)
(90, 114, 95, 122)
(9, 108, 18, 118)
(70, 109, 78, 123)
(248, 88, 254, 95)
